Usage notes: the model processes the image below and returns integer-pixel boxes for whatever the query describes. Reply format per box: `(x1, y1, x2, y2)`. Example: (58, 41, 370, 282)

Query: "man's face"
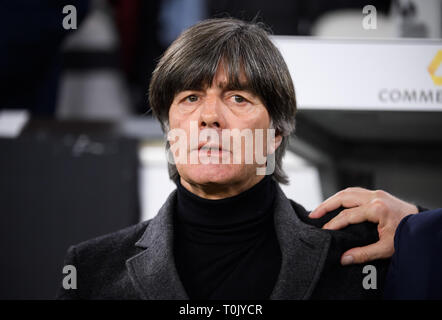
(168, 64, 281, 194)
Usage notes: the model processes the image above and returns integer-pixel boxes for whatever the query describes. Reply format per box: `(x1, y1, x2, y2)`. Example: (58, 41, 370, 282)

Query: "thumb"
(340, 242, 388, 266)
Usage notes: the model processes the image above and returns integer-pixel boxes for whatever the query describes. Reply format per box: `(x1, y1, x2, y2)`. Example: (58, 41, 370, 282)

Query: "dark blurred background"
(1, 0, 441, 299)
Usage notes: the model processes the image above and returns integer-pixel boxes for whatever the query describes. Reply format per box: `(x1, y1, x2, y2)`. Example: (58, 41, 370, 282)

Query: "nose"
(199, 94, 224, 129)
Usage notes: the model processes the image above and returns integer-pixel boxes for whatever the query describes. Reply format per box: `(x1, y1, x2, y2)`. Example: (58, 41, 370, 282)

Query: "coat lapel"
(126, 190, 189, 300)
(270, 184, 332, 300)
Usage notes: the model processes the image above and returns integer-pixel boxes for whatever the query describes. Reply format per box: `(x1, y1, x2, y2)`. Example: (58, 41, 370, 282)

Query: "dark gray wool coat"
(57, 183, 390, 300)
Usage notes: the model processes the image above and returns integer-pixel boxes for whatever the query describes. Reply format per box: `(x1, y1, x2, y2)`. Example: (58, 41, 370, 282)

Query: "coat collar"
(126, 184, 331, 300)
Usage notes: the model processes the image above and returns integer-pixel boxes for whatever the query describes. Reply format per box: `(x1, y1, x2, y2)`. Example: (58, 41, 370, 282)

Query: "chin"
(180, 164, 244, 186)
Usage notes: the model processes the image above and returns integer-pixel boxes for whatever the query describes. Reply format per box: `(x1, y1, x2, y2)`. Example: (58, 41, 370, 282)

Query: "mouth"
(195, 143, 231, 154)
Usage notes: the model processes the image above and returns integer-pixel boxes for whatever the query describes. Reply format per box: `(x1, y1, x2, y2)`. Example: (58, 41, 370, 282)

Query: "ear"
(269, 131, 283, 154)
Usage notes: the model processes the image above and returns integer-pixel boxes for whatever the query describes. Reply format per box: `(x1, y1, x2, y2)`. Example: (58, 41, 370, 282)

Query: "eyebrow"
(174, 84, 263, 106)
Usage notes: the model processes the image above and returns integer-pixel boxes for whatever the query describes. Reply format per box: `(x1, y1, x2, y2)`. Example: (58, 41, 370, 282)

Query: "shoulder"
(288, 199, 389, 299)
(289, 198, 379, 246)
(61, 220, 151, 279)
(288, 199, 337, 228)
(57, 220, 151, 299)
(72, 220, 150, 260)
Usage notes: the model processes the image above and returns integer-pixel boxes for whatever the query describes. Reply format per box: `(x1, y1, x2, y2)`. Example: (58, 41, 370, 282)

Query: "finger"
(309, 187, 372, 219)
(322, 206, 371, 230)
(340, 241, 393, 266)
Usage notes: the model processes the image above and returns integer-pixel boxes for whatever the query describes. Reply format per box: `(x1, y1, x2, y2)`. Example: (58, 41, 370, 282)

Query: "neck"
(179, 175, 266, 200)
(175, 174, 276, 228)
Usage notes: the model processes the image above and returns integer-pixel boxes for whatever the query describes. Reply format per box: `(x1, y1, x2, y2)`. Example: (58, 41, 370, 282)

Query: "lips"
(197, 142, 230, 153)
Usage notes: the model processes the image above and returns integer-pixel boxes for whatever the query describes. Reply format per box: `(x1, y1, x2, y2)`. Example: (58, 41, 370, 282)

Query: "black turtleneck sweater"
(173, 176, 282, 300)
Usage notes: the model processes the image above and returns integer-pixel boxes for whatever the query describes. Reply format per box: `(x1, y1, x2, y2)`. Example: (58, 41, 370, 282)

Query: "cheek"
(168, 105, 180, 129)
(169, 108, 190, 132)
(169, 103, 201, 130)
(242, 109, 270, 130)
(227, 106, 268, 129)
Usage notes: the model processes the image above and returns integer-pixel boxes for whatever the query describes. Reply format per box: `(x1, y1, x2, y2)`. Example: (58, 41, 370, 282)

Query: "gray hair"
(149, 18, 297, 184)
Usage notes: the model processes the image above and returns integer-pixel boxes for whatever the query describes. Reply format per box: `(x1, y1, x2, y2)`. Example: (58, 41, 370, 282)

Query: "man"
(57, 18, 420, 300)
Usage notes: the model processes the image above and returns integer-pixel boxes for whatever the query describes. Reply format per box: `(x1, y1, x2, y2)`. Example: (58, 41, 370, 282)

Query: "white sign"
(272, 36, 442, 111)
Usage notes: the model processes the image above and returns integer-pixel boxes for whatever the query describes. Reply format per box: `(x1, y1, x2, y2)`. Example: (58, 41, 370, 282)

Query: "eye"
(186, 94, 198, 103)
(233, 95, 246, 103)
